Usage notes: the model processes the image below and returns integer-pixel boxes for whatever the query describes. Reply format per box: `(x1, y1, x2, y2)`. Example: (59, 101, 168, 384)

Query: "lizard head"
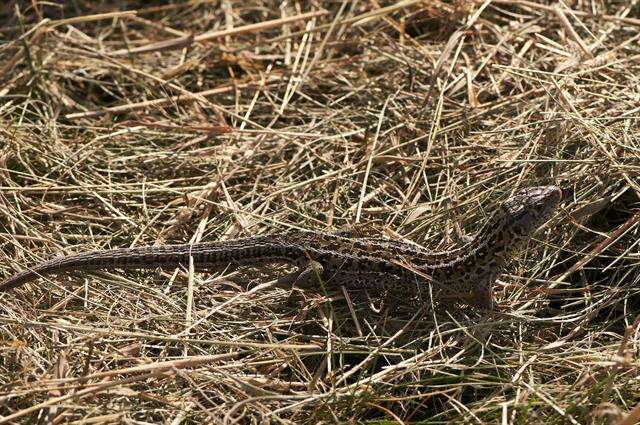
(499, 185, 562, 242)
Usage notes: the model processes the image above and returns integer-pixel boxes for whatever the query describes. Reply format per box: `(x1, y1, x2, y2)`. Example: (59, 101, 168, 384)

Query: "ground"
(1, 1, 639, 423)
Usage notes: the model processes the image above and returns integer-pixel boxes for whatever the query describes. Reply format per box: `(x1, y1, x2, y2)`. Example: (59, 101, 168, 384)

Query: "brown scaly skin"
(0, 186, 561, 309)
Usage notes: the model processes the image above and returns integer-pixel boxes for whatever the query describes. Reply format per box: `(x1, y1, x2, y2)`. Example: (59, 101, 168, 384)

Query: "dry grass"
(0, 0, 639, 423)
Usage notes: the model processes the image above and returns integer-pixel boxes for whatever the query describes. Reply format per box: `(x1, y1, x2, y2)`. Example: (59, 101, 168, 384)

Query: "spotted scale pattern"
(0, 186, 561, 308)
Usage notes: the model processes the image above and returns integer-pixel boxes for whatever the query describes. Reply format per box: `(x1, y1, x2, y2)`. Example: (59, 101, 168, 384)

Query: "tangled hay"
(0, 1, 639, 423)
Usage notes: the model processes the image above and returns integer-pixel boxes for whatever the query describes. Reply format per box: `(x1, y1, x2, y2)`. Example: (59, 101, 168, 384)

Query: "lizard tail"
(0, 245, 208, 292)
(0, 240, 297, 293)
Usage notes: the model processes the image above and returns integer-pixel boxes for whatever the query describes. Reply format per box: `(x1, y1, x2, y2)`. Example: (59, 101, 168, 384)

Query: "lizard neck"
(466, 213, 511, 258)
(415, 211, 512, 267)
(454, 210, 527, 273)
(422, 213, 513, 296)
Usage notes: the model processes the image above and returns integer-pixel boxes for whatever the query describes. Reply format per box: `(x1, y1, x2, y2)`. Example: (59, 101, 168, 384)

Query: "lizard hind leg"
(274, 260, 325, 304)
(274, 260, 325, 291)
(293, 260, 325, 288)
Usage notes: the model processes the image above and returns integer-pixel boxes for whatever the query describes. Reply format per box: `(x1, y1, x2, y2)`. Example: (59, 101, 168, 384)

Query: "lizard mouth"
(543, 185, 562, 207)
(539, 185, 562, 218)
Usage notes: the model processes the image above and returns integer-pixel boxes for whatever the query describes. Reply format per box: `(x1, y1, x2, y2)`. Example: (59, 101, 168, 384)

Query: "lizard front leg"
(473, 269, 499, 310)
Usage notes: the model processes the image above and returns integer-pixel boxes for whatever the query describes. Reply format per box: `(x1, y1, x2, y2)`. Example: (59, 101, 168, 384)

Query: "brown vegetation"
(0, 0, 639, 423)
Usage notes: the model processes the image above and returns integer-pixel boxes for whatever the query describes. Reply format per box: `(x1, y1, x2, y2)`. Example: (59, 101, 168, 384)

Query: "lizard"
(0, 186, 562, 309)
